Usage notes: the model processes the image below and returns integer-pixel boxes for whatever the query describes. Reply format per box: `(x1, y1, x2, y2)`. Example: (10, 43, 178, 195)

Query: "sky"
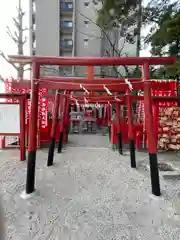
(0, 0, 30, 79)
(0, 0, 150, 87)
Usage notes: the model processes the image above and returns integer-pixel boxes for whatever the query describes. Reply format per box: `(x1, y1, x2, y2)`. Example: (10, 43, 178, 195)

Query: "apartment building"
(29, 0, 103, 76)
(29, 0, 137, 77)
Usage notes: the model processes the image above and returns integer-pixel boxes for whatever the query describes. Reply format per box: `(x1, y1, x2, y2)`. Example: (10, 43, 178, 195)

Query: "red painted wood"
(8, 55, 176, 66)
(143, 63, 157, 153)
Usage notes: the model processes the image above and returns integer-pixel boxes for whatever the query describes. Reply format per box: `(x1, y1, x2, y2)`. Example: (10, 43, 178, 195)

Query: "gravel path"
(0, 134, 180, 239)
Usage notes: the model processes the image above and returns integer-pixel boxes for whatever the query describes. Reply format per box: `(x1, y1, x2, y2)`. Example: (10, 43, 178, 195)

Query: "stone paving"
(0, 134, 180, 239)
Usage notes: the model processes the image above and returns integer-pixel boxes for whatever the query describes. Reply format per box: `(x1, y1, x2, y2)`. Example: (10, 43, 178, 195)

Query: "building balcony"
(60, 21, 73, 33)
(60, 2, 73, 15)
(60, 40, 73, 52)
(32, 30, 35, 42)
(32, 48, 36, 56)
(32, 12, 35, 25)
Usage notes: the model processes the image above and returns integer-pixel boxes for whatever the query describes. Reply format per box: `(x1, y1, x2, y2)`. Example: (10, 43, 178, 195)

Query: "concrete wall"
(74, 1, 101, 57)
(30, 0, 60, 56)
(74, 1, 102, 76)
(101, 28, 137, 77)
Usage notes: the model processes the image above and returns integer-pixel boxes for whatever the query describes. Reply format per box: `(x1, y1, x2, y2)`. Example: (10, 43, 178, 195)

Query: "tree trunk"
(17, 64, 24, 79)
(17, 0, 24, 80)
(136, 0, 142, 57)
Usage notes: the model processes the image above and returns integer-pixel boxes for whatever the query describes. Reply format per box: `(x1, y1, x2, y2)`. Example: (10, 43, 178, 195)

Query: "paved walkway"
(0, 135, 180, 239)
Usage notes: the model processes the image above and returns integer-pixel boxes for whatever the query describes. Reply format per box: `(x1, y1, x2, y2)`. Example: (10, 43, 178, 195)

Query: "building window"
(67, 3, 73, 9)
(84, 20, 89, 27)
(66, 39, 73, 46)
(32, 13, 35, 25)
(32, 31, 35, 42)
(32, 49, 36, 56)
(32, 1, 36, 12)
(32, 23, 36, 31)
(61, 39, 73, 47)
(84, 1, 89, 7)
(32, 40, 36, 49)
(61, 2, 73, 9)
(61, 21, 73, 28)
(84, 38, 89, 46)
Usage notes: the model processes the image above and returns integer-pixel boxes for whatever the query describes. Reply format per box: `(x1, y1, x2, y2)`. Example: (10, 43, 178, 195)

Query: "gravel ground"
(0, 134, 180, 240)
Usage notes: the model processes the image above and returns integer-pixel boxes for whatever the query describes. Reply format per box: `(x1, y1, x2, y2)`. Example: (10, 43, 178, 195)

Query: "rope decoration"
(70, 94, 79, 106)
(80, 84, 89, 94)
(125, 78, 133, 91)
(84, 97, 89, 104)
(103, 85, 112, 95)
(114, 96, 121, 102)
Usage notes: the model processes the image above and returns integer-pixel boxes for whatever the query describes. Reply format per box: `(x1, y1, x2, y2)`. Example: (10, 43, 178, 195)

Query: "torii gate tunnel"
(9, 55, 176, 198)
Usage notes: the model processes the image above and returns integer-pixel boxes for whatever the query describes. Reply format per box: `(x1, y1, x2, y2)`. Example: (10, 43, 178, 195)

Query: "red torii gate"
(48, 92, 180, 157)
(10, 78, 175, 153)
(44, 93, 180, 150)
(8, 55, 176, 198)
(11, 77, 176, 147)
(12, 77, 176, 148)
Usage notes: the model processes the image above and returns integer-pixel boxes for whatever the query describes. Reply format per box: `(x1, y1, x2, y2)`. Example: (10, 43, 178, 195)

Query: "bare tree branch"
(77, 11, 131, 77)
(24, 66, 31, 72)
(0, 75, 5, 83)
(14, 31, 19, 40)
(0, 51, 18, 70)
(23, 36, 27, 45)
(0, 0, 29, 79)
(6, 27, 18, 44)
(76, 29, 102, 40)
(77, 11, 130, 60)
(13, 17, 20, 30)
(16, 6, 25, 18)
(22, 27, 28, 32)
(77, 11, 121, 55)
